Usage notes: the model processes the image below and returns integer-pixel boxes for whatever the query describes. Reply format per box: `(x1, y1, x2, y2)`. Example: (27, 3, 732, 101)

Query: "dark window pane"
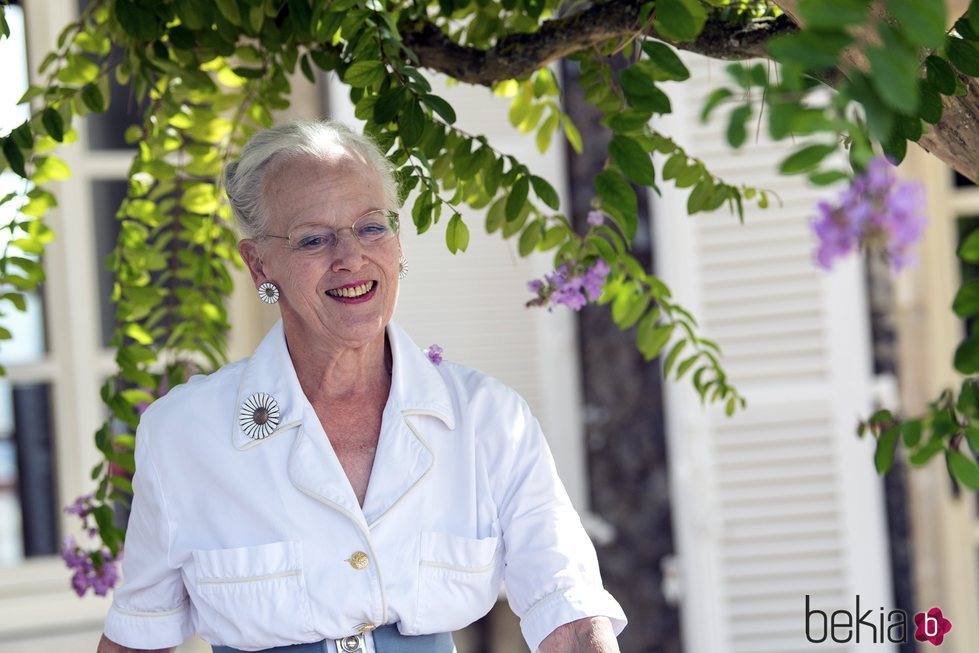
(76, 0, 144, 150)
(0, 382, 57, 565)
(92, 180, 126, 347)
(85, 73, 146, 150)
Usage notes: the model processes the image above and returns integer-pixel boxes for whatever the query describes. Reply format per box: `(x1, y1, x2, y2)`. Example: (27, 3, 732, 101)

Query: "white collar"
(232, 319, 454, 450)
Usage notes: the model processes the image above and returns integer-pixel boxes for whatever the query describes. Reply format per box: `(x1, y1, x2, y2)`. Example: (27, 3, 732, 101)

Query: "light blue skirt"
(211, 624, 454, 653)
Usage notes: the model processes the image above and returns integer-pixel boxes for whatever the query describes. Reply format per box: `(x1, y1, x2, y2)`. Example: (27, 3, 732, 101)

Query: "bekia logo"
(914, 607, 952, 646)
(806, 595, 953, 646)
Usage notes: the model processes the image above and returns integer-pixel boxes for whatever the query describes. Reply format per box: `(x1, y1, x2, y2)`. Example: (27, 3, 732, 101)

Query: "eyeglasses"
(263, 209, 399, 255)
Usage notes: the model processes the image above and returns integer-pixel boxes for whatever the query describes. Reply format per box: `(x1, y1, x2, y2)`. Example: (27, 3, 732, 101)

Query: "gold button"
(348, 551, 369, 570)
(357, 623, 376, 633)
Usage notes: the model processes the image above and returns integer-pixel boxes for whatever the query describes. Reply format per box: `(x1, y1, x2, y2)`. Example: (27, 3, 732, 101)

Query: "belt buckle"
(335, 633, 365, 653)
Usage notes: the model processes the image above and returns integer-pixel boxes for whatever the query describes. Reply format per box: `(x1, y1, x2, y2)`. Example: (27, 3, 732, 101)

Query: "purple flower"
(587, 210, 605, 227)
(426, 344, 443, 366)
(61, 514, 122, 597)
(526, 258, 612, 311)
(64, 494, 93, 517)
(810, 157, 928, 272)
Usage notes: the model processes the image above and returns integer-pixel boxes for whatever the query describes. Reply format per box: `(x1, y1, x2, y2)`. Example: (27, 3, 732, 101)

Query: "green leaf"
(886, 0, 947, 49)
(954, 337, 979, 374)
(948, 38, 979, 76)
(595, 169, 638, 240)
(638, 315, 674, 362)
(953, 279, 979, 317)
(701, 88, 733, 122)
(609, 135, 655, 186)
(620, 68, 671, 113)
(421, 94, 457, 124)
(959, 229, 979, 262)
(562, 117, 583, 153)
(779, 143, 837, 175)
(662, 153, 686, 180)
(33, 156, 71, 183)
(966, 424, 979, 454)
(875, 426, 900, 474)
(215, 0, 242, 25)
(676, 353, 700, 379)
(925, 56, 957, 95)
(799, 0, 870, 29)
(536, 112, 559, 152)
(767, 30, 852, 69)
(518, 220, 542, 256)
(373, 87, 405, 124)
(866, 26, 921, 114)
(115, 0, 163, 40)
(180, 184, 218, 214)
(2, 138, 27, 178)
(445, 213, 470, 254)
(652, 0, 707, 42)
(909, 437, 944, 465)
(662, 339, 687, 376)
(918, 82, 943, 125)
(901, 419, 923, 448)
(726, 105, 751, 148)
(529, 175, 560, 210)
(686, 178, 714, 213)
(81, 83, 107, 113)
(640, 40, 690, 81)
(948, 449, 979, 489)
(344, 61, 385, 87)
(41, 107, 65, 142)
(398, 101, 425, 148)
(606, 111, 652, 133)
(506, 175, 530, 222)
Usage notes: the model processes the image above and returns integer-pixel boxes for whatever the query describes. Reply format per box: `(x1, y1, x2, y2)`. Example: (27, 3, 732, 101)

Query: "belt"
(211, 624, 455, 653)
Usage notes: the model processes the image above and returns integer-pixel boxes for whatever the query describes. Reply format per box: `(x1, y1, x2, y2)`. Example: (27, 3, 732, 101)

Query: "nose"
(329, 229, 367, 271)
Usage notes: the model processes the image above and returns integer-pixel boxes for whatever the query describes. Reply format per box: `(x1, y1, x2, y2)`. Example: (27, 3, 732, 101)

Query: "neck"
(283, 322, 392, 405)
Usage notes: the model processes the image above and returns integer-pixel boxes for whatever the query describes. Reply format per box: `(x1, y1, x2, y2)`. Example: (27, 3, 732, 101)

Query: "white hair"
(223, 120, 400, 239)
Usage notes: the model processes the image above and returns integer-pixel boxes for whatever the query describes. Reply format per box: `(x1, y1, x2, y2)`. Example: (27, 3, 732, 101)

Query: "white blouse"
(103, 320, 627, 652)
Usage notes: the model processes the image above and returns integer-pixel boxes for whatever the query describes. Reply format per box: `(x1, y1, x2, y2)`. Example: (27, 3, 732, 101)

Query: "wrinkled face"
(241, 153, 401, 351)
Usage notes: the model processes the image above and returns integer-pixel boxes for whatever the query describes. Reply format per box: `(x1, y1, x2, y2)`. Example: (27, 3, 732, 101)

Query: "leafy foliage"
(2, 0, 979, 555)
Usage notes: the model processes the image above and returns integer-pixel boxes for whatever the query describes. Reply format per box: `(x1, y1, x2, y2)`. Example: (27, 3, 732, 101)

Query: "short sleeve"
(484, 389, 627, 651)
(103, 418, 194, 648)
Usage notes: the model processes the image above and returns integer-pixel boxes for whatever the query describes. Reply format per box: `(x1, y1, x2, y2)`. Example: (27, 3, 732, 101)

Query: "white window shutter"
(654, 54, 896, 653)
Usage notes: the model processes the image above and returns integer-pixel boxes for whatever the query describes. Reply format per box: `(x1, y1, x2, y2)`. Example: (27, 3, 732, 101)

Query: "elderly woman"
(97, 120, 626, 653)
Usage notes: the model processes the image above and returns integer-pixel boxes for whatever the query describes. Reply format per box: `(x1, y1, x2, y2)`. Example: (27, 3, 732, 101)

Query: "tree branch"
(400, 1, 797, 86)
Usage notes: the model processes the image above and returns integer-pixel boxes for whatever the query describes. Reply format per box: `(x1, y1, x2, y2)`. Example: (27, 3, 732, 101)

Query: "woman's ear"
(238, 239, 267, 287)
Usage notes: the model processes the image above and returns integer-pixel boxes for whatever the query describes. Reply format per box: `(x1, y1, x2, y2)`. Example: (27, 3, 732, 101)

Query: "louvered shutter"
(653, 55, 896, 652)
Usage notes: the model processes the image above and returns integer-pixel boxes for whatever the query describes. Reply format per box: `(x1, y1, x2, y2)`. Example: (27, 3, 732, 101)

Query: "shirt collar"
(232, 319, 454, 450)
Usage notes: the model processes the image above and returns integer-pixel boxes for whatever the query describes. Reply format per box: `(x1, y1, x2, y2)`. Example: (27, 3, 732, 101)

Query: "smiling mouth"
(326, 280, 376, 299)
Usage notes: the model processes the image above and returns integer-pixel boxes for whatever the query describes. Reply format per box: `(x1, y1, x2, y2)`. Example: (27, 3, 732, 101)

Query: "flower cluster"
(61, 493, 121, 597)
(811, 157, 928, 271)
(527, 259, 611, 311)
(61, 535, 121, 597)
(426, 344, 443, 366)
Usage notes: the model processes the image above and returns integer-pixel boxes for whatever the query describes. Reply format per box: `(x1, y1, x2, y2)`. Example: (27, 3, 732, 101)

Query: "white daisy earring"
(398, 254, 408, 279)
(258, 281, 280, 304)
(239, 392, 281, 440)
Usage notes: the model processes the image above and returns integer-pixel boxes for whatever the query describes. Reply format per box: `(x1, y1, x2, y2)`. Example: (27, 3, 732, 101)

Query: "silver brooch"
(239, 392, 280, 439)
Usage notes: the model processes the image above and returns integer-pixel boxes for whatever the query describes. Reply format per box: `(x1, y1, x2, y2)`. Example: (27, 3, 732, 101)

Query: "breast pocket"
(189, 541, 316, 648)
(412, 532, 504, 633)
